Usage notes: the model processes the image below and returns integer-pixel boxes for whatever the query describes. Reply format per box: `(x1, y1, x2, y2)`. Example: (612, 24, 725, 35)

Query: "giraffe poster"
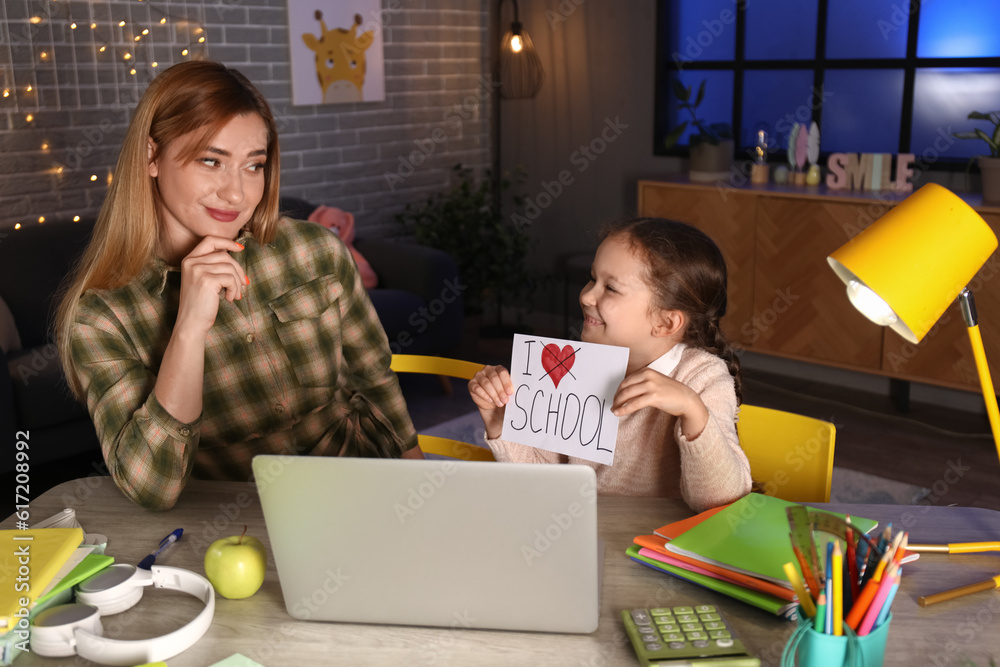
(287, 0, 386, 105)
(500, 334, 630, 466)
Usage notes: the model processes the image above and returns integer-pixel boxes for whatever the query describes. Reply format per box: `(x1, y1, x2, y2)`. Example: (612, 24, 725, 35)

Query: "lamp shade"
(828, 183, 998, 344)
(499, 28, 544, 98)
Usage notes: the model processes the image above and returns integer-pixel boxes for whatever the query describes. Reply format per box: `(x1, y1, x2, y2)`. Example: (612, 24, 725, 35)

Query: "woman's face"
(150, 113, 268, 262)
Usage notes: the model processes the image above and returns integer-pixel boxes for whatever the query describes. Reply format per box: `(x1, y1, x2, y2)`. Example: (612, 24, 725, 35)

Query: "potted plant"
(396, 164, 533, 327)
(953, 110, 1000, 203)
(664, 78, 734, 182)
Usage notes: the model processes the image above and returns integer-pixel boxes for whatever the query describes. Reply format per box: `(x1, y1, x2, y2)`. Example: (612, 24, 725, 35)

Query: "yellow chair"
(737, 404, 836, 504)
(390, 355, 496, 462)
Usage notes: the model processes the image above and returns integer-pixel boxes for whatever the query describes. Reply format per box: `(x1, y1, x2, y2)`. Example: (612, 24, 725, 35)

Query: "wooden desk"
(6, 479, 1000, 666)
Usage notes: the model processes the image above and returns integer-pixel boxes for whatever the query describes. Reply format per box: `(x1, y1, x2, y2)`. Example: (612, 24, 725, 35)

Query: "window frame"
(653, 0, 998, 170)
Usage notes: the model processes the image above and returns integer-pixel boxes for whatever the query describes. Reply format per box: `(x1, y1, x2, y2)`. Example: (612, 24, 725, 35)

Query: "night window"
(655, 0, 1000, 165)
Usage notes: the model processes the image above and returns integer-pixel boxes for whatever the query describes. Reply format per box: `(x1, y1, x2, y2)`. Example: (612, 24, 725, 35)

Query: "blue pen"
(138, 528, 183, 570)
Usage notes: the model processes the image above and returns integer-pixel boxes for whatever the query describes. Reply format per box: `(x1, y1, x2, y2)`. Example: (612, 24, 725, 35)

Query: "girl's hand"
(175, 236, 248, 336)
(611, 368, 710, 440)
(468, 365, 514, 439)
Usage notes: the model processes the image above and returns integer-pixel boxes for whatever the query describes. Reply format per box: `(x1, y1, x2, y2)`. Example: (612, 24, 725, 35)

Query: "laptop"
(252, 455, 600, 633)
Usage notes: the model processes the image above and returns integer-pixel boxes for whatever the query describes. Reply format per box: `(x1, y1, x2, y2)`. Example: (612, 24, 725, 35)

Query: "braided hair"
(599, 217, 743, 404)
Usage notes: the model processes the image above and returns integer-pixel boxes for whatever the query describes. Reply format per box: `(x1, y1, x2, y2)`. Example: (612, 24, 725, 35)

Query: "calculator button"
(681, 623, 701, 632)
(668, 641, 687, 650)
(650, 608, 671, 616)
(676, 614, 698, 623)
(693, 640, 710, 648)
(699, 613, 721, 622)
(662, 632, 684, 641)
(658, 623, 679, 632)
(703, 621, 726, 630)
(686, 631, 708, 640)
(694, 605, 716, 613)
(644, 642, 663, 651)
(709, 630, 732, 639)
(716, 638, 735, 648)
(631, 610, 652, 625)
(673, 606, 694, 614)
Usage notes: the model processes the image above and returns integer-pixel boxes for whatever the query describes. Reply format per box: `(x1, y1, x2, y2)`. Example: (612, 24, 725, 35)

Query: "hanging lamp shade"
(828, 183, 998, 344)
(499, 1, 544, 98)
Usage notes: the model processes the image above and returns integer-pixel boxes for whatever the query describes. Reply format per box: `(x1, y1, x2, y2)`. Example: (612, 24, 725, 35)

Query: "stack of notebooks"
(627, 493, 878, 618)
(1, 514, 114, 665)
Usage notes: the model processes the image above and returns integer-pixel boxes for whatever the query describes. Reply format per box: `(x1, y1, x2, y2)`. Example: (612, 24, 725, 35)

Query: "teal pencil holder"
(781, 606, 891, 667)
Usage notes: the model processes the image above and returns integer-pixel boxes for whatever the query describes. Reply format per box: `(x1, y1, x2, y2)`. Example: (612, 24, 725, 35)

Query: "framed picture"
(287, 0, 386, 105)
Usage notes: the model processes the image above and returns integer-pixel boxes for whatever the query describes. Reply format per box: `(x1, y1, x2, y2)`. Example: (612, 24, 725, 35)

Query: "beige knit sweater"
(486, 346, 752, 512)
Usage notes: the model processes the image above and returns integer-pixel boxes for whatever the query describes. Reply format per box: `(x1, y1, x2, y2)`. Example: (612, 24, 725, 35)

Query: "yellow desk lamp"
(828, 182, 1000, 457)
(827, 182, 1000, 606)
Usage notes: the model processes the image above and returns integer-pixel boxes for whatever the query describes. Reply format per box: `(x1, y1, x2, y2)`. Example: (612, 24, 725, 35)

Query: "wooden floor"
(416, 329, 1000, 511)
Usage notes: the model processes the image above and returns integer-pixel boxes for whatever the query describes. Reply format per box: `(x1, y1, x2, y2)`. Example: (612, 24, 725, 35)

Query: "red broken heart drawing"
(541, 343, 577, 389)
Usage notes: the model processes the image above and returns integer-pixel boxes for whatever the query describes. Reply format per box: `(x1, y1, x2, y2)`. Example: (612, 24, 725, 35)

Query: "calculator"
(621, 604, 760, 666)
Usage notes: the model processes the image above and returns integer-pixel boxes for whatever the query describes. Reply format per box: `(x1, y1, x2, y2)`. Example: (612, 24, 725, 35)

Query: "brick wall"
(0, 0, 493, 235)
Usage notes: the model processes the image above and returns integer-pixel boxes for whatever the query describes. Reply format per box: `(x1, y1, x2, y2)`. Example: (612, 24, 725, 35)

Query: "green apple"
(204, 526, 267, 599)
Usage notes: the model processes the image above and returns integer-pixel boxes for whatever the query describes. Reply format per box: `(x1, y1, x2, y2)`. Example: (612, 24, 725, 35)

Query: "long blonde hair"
(56, 60, 282, 399)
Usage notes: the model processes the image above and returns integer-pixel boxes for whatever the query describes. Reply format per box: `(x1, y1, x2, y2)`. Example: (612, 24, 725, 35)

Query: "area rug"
(422, 411, 930, 505)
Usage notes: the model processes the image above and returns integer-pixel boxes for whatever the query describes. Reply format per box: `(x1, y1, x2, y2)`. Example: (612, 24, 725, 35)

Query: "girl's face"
(580, 234, 675, 369)
(150, 113, 268, 262)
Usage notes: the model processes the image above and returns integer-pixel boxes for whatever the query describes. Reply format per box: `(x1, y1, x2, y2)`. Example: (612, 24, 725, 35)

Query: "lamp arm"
(959, 289, 1000, 466)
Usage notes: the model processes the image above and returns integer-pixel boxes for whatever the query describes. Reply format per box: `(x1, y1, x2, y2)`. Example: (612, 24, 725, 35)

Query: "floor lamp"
(828, 183, 1000, 605)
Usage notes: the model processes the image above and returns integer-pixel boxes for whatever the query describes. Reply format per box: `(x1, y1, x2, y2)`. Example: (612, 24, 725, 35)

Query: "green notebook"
(34, 553, 114, 607)
(626, 545, 796, 618)
(663, 493, 877, 587)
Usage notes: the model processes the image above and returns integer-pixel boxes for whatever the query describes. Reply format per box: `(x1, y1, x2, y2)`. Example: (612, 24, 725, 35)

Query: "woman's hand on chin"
(174, 235, 249, 336)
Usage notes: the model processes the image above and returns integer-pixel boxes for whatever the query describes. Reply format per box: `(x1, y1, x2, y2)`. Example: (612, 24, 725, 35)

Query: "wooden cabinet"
(638, 178, 1000, 392)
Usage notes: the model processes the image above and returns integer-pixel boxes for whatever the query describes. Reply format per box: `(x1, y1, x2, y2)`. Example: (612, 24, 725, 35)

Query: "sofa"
(0, 204, 464, 496)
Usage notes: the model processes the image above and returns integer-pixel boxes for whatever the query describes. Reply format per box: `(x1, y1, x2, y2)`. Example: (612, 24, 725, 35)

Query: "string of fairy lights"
(2, 0, 210, 229)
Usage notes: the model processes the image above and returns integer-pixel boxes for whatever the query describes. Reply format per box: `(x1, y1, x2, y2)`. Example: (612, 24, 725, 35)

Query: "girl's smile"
(580, 234, 681, 373)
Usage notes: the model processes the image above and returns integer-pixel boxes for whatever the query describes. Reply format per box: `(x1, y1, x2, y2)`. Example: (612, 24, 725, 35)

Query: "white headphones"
(29, 563, 215, 666)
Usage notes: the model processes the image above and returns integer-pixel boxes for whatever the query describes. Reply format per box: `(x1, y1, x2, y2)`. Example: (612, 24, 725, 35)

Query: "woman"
(56, 61, 421, 511)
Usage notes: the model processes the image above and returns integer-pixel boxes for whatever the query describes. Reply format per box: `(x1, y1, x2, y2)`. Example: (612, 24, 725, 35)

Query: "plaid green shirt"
(71, 218, 417, 510)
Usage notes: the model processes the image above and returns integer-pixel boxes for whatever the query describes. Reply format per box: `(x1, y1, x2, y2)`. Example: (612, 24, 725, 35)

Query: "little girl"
(468, 217, 752, 512)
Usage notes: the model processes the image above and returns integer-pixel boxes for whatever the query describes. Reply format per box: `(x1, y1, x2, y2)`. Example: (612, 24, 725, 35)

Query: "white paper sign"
(500, 334, 630, 466)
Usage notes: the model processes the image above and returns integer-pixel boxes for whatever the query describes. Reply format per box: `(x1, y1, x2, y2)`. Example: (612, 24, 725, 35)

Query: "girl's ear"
(652, 309, 686, 338)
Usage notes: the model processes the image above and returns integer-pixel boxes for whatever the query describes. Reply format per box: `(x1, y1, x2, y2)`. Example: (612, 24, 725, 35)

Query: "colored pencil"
(814, 593, 827, 633)
(874, 574, 901, 629)
(845, 516, 860, 600)
(919, 574, 1000, 607)
(792, 543, 821, 598)
(858, 563, 899, 636)
(832, 541, 844, 636)
(845, 569, 884, 630)
(784, 561, 817, 617)
(825, 542, 834, 634)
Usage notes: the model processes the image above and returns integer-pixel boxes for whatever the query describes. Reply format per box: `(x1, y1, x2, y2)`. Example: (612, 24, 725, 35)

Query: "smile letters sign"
(500, 334, 630, 466)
